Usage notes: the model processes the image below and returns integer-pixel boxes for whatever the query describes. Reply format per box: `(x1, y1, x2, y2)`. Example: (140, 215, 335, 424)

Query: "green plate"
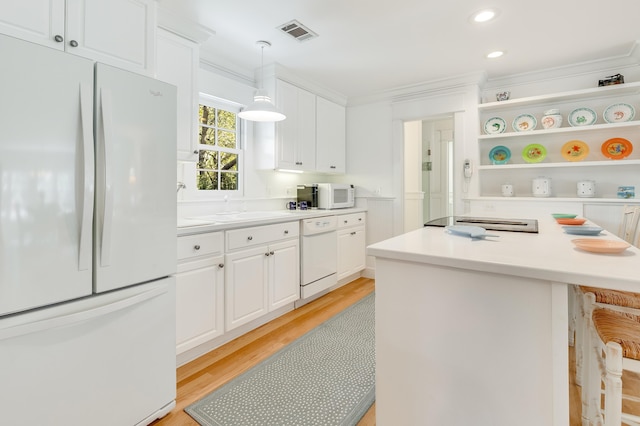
(522, 143, 547, 163)
(552, 213, 578, 219)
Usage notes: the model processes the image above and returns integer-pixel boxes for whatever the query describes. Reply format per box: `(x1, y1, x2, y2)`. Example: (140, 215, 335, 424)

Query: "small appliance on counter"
(316, 183, 355, 209)
(297, 184, 318, 209)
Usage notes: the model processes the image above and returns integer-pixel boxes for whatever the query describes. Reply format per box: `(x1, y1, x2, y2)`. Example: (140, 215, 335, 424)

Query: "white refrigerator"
(0, 34, 177, 425)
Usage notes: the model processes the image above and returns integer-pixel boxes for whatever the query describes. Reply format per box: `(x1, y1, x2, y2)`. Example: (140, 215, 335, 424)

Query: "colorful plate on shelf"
(522, 143, 547, 163)
(561, 140, 589, 162)
(552, 213, 578, 219)
(512, 113, 537, 132)
(483, 117, 507, 134)
(562, 226, 604, 236)
(557, 218, 587, 225)
(489, 145, 511, 164)
(572, 239, 630, 254)
(603, 103, 635, 123)
(601, 137, 633, 159)
(568, 107, 597, 126)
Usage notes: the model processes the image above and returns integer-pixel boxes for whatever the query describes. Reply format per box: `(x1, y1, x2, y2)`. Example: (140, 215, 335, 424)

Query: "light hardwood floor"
(151, 277, 376, 426)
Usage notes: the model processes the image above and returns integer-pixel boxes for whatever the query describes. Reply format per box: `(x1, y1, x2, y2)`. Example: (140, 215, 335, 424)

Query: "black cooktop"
(424, 216, 539, 233)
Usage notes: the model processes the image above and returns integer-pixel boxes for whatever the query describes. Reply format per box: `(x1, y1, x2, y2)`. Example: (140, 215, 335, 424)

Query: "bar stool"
(582, 292, 640, 426)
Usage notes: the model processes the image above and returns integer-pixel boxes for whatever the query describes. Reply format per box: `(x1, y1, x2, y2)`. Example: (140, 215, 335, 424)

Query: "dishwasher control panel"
(301, 215, 338, 235)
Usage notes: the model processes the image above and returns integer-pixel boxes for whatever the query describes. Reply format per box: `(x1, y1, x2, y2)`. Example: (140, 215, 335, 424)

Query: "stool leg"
(603, 342, 623, 426)
(576, 287, 585, 386)
(582, 293, 598, 426)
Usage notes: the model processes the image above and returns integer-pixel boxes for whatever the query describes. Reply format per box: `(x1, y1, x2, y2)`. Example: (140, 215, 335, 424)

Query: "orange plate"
(561, 140, 589, 161)
(601, 137, 633, 160)
(556, 218, 586, 225)
(572, 239, 630, 254)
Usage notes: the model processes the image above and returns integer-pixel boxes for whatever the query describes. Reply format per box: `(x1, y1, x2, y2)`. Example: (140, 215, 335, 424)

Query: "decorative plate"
(601, 137, 633, 160)
(572, 239, 630, 254)
(561, 140, 589, 162)
(483, 117, 507, 134)
(556, 218, 587, 225)
(562, 226, 603, 236)
(552, 213, 578, 219)
(522, 143, 547, 163)
(568, 107, 597, 126)
(603, 103, 635, 123)
(445, 225, 499, 239)
(489, 145, 511, 164)
(512, 114, 537, 132)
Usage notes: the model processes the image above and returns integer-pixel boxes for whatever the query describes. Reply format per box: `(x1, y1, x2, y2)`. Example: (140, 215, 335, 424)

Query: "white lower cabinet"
(225, 222, 300, 331)
(175, 232, 225, 355)
(337, 213, 366, 280)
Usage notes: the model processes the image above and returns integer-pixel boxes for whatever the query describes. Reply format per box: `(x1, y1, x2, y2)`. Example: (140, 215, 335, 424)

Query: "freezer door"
(0, 34, 94, 316)
(94, 63, 177, 292)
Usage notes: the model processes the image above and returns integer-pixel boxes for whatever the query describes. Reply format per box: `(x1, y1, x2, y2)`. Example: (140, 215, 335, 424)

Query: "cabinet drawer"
(338, 212, 366, 228)
(177, 232, 224, 261)
(226, 221, 299, 251)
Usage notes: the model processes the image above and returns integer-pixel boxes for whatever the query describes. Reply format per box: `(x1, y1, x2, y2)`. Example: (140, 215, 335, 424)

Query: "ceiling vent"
(278, 20, 318, 42)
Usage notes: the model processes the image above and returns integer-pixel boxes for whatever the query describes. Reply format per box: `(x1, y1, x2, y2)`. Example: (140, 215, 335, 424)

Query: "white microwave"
(316, 183, 355, 209)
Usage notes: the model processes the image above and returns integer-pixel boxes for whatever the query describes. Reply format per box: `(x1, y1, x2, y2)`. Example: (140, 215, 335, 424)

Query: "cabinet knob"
(330, 165, 336, 169)
(265, 252, 270, 256)
(351, 231, 356, 236)
(284, 230, 289, 234)
(247, 236, 253, 241)
(193, 150, 199, 154)
(344, 220, 348, 224)
(54, 35, 64, 43)
(194, 245, 200, 250)
(69, 40, 78, 47)
(270, 251, 275, 255)
(218, 263, 224, 268)
(358, 218, 362, 221)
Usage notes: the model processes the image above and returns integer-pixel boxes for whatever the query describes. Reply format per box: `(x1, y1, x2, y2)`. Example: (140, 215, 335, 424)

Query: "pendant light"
(238, 40, 286, 122)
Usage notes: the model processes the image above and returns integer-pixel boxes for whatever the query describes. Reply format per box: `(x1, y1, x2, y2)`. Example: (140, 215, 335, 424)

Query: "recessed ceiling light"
(486, 50, 504, 59)
(471, 8, 499, 23)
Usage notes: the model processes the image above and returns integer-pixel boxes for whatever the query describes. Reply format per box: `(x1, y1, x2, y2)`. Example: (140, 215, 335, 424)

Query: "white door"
(269, 239, 300, 310)
(0, 34, 94, 316)
(94, 63, 177, 293)
(225, 246, 269, 331)
(0, 0, 65, 49)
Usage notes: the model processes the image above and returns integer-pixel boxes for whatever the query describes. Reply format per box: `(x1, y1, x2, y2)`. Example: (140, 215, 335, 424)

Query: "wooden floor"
(151, 277, 376, 426)
(149, 276, 598, 426)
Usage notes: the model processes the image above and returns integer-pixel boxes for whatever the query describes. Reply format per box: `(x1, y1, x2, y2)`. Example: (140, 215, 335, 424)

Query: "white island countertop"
(367, 215, 640, 293)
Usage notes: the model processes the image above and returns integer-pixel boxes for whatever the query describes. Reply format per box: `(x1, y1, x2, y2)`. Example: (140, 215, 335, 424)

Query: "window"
(197, 97, 241, 191)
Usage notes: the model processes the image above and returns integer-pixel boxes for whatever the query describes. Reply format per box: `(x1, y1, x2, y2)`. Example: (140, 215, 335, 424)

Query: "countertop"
(177, 207, 367, 236)
(367, 215, 640, 292)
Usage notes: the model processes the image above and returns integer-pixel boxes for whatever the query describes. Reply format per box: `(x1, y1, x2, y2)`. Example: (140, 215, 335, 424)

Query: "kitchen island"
(367, 216, 640, 426)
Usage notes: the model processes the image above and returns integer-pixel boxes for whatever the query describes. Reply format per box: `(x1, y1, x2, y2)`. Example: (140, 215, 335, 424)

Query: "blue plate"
(489, 145, 511, 165)
(562, 226, 603, 236)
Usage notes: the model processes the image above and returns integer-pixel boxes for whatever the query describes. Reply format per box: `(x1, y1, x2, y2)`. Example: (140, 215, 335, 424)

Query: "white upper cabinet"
(156, 28, 199, 161)
(275, 79, 317, 171)
(316, 96, 346, 173)
(0, 0, 156, 75)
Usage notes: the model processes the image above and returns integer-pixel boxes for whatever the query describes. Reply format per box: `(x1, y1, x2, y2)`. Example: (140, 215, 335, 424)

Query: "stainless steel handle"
(78, 82, 94, 272)
(194, 245, 200, 250)
(99, 89, 114, 267)
(69, 40, 78, 47)
(54, 35, 63, 43)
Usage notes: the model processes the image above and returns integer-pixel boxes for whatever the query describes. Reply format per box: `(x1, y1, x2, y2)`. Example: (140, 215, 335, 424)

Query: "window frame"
(196, 94, 244, 195)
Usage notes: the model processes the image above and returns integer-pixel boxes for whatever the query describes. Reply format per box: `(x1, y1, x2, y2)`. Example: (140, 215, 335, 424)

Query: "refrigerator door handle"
(99, 88, 114, 267)
(78, 82, 94, 271)
(0, 285, 167, 340)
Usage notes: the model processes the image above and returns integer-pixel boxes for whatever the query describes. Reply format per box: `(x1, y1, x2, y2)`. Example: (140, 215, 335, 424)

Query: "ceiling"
(157, 0, 640, 99)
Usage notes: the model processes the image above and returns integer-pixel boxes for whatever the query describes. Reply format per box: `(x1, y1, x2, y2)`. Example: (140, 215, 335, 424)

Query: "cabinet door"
(175, 258, 224, 354)
(0, 0, 65, 49)
(156, 28, 199, 161)
(337, 226, 366, 280)
(225, 246, 269, 331)
(268, 239, 300, 310)
(316, 96, 346, 173)
(66, 0, 155, 74)
(275, 79, 316, 171)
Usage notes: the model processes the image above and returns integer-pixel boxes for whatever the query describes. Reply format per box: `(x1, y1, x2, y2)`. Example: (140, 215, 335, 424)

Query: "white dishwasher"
(299, 215, 338, 301)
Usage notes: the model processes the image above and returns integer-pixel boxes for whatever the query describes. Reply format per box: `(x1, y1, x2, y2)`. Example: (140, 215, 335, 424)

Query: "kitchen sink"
(425, 216, 539, 233)
(189, 210, 295, 223)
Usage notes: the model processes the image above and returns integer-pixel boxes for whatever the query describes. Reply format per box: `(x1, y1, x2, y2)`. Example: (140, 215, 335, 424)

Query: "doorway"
(403, 116, 454, 231)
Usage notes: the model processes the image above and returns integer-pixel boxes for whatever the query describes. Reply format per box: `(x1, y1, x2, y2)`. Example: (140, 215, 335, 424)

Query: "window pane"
(220, 152, 238, 171)
(217, 130, 236, 149)
(199, 105, 216, 126)
(198, 150, 218, 170)
(197, 170, 219, 190)
(220, 172, 238, 190)
(198, 127, 216, 146)
(217, 109, 236, 130)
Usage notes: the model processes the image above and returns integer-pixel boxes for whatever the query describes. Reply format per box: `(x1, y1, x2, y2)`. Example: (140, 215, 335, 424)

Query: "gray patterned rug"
(185, 293, 375, 426)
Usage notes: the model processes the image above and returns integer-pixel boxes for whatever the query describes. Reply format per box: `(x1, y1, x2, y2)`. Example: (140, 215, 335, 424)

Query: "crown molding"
(157, 7, 215, 43)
